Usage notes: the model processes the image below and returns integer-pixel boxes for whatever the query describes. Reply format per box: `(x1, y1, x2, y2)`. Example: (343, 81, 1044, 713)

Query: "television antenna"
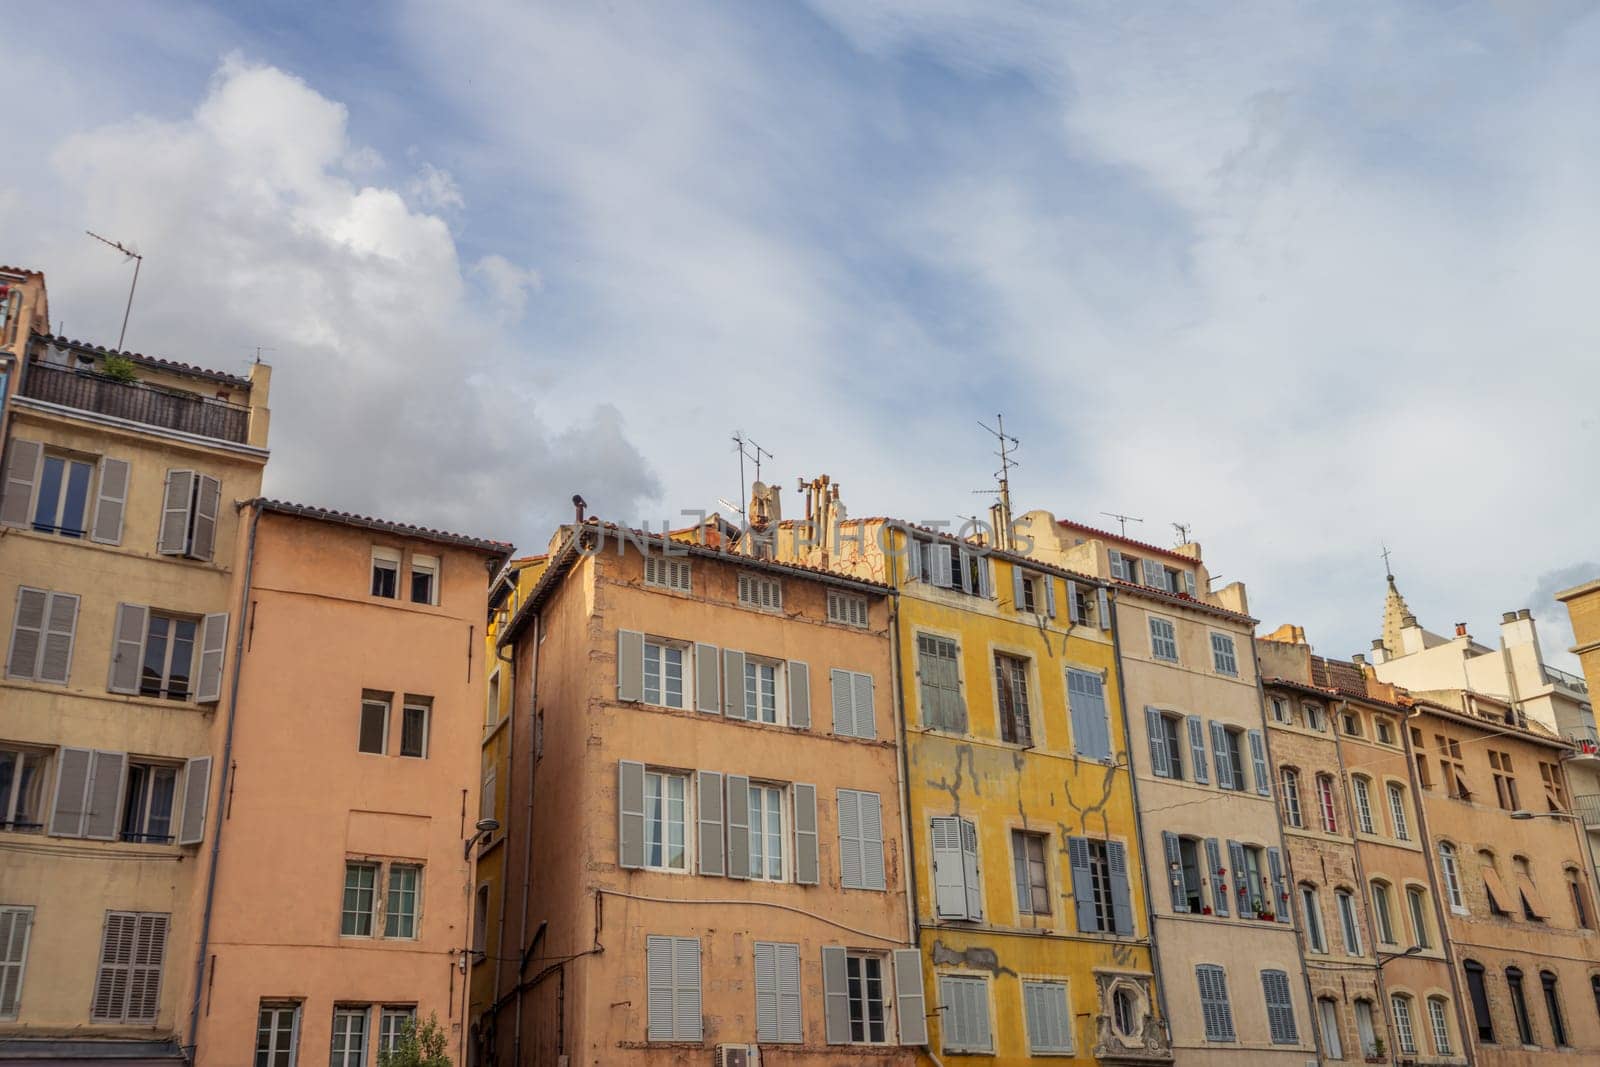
(729, 432, 772, 520)
(1101, 511, 1143, 537)
(85, 230, 143, 350)
(1172, 522, 1191, 545)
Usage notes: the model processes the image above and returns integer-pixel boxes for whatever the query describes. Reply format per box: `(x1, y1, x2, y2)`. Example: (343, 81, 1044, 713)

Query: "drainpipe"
(184, 500, 262, 1061)
(887, 533, 920, 948)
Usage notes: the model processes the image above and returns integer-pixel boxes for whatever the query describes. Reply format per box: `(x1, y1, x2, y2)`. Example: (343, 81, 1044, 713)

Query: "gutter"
(888, 534, 921, 951)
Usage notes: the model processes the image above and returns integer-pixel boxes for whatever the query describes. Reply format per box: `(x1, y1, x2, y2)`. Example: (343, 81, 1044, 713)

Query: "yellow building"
(780, 481, 1167, 1066)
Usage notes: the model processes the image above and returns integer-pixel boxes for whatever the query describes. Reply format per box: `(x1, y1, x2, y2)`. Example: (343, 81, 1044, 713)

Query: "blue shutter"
(1248, 730, 1270, 796)
(1068, 836, 1095, 931)
(1163, 831, 1187, 912)
(1187, 716, 1209, 785)
(1145, 707, 1170, 777)
(960, 818, 982, 920)
(1268, 848, 1290, 923)
(1228, 841, 1248, 914)
(1210, 721, 1232, 788)
(1205, 837, 1229, 916)
(1097, 587, 1112, 630)
(1107, 841, 1134, 935)
(1043, 576, 1056, 618)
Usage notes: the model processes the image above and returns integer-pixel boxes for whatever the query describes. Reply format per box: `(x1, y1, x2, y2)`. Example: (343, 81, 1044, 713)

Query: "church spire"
(1380, 565, 1415, 657)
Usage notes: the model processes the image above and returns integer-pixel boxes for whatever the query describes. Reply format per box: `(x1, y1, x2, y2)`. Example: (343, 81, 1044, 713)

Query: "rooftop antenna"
(1172, 521, 1191, 545)
(730, 432, 771, 520)
(248, 346, 275, 364)
(1101, 511, 1143, 537)
(86, 230, 143, 350)
(973, 414, 1020, 547)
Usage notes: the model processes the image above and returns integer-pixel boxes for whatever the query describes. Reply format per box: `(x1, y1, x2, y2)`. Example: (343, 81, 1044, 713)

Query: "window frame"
(643, 769, 692, 874)
(1440, 842, 1467, 914)
(1405, 885, 1431, 949)
(1386, 781, 1410, 840)
(254, 1000, 301, 1067)
(1209, 631, 1238, 676)
(747, 781, 787, 882)
(139, 611, 199, 701)
(358, 694, 390, 755)
(1280, 768, 1303, 827)
(329, 1005, 369, 1067)
(1391, 993, 1417, 1054)
(938, 972, 994, 1054)
(1371, 881, 1397, 945)
(409, 554, 439, 606)
(399, 697, 431, 759)
(341, 862, 379, 937)
(1542, 970, 1568, 1047)
(29, 450, 96, 538)
(847, 951, 891, 1045)
(1316, 773, 1338, 833)
(371, 548, 400, 600)
(743, 657, 785, 726)
(1148, 615, 1179, 662)
(1336, 889, 1363, 956)
(378, 1005, 417, 1055)
(916, 632, 966, 734)
(383, 864, 422, 940)
(0, 745, 50, 833)
(1012, 829, 1051, 917)
(1427, 995, 1453, 1056)
(1353, 775, 1375, 834)
(1464, 959, 1494, 1042)
(1300, 884, 1327, 953)
(993, 651, 1033, 746)
(642, 638, 689, 710)
(119, 759, 180, 844)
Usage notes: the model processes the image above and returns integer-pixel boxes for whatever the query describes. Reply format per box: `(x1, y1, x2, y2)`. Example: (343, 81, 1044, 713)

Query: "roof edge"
(248, 499, 513, 559)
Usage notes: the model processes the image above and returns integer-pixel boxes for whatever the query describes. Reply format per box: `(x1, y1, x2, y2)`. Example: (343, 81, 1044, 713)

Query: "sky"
(3, 2, 1597, 670)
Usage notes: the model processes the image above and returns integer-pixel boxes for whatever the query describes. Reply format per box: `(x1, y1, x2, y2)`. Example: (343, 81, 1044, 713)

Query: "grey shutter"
(1097, 587, 1112, 630)
(755, 942, 779, 1042)
(1142, 558, 1164, 588)
(108, 603, 148, 695)
(1248, 730, 1270, 796)
(978, 557, 993, 598)
(127, 913, 167, 1023)
(793, 783, 818, 885)
(821, 945, 850, 1043)
(1187, 715, 1210, 784)
(960, 817, 981, 917)
(1262, 969, 1296, 1043)
(837, 791, 863, 889)
(674, 937, 702, 1040)
(1012, 835, 1030, 911)
(616, 630, 644, 702)
(1068, 836, 1096, 931)
(1145, 707, 1170, 777)
(158, 470, 194, 555)
(1184, 571, 1198, 598)
(788, 661, 810, 729)
(83, 750, 127, 841)
(723, 649, 746, 718)
(1163, 831, 1186, 911)
(726, 774, 751, 880)
(90, 457, 130, 544)
(1107, 548, 1123, 580)
(1043, 575, 1056, 618)
(1011, 565, 1025, 610)
(894, 948, 928, 1045)
(5, 587, 46, 679)
(1107, 841, 1135, 935)
(48, 747, 93, 837)
(831, 668, 852, 735)
(37, 593, 77, 686)
(932, 817, 967, 918)
(697, 771, 724, 876)
(92, 912, 135, 1022)
(905, 535, 922, 582)
(852, 671, 875, 739)
(646, 936, 674, 1039)
(189, 474, 220, 560)
(777, 942, 802, 1043)
(1228, 841, 1248, 913)
(617, 760, 646, 869)
(1066, 580, 1080, 623)
(178, 757, 211, 846)
(0, 439, 40, 528)
(1211, 721, 1232, 788)
(1205, 837, 1230, 916)
(1068, 669, 1111, 760)
(695, 643, 720, 713)
(196, 613, 227, 704)
(1268, 848, 1290, 922)
(930, 543, 953, 588)
(860, 791, 885, 890)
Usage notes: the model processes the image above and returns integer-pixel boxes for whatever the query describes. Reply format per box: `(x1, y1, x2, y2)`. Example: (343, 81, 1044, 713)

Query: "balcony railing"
(1546, 663, 1590, 695)
(1573, 794, 1600, 828)
(20, 360, 249, 444)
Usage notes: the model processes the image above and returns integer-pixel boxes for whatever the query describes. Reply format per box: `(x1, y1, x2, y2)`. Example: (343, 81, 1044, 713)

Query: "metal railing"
(1573, 794, 1600, 828)
(1546, 663, 1590, 694)
(20, 360, 250, 444)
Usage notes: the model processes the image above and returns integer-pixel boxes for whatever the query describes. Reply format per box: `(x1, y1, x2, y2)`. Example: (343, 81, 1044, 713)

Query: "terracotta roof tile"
(251, 499, 512, 556)
(1055, 517, 1198, 566)
(38, 333, 252, 387)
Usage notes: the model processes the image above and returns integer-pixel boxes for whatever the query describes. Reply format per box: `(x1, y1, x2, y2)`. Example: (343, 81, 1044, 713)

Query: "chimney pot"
(1517, 608, 1532, 620)
(1371, 639, 1384, 650)
(1455, 623, 1468, 637)
(1402, 614, 1417, 628)
(1352, 653, 1367, 665)
(1501, 611, 1518, 624)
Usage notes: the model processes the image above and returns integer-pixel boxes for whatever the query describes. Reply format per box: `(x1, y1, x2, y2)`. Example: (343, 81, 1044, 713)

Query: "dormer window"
(1108, 549, 1196, 596)
(912, 537, 992, 598)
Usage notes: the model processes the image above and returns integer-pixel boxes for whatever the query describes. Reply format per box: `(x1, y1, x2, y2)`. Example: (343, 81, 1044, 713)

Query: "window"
(1507, 967, 1535, 1045)
(1152, 712, 1185, 780)
(473, 886, 489, 954)
(119, 762, 178, 843)
(1427, 996, 1453, 1056)
(1237, 845, 1269, 916)
(1218, 727, 1246, 791)
(1568, 868, 1591, 929)
(1301, 885, 1327, 952)
(1071, 837, 1133, 934)
(1542, 971, 1568, 1046)
(1317, 774, 1338, 833)
(1172, 835, 1207, 914)
(1280, 768, 1303, 827)
(1413, 727, 1433, 788)
(1318, 998, 1343, 1059)
(384, 865, 421, 939)
(480, 750, 496, 822)
(410, 554, 438, 605)
(91, 911, 169, 1023)
(0, 906, 34, 1021)
(1149, 617, 1178, 662)
(140, 613, 197, 700)
(1377, 719, 1395, 745)
(342, 863, 378, 936)
(1270, 697, 1290, 724)
(1337, 890, 1362, 955)
(644, 554, 691, 593)
(1195, 964, 1236, 1042)
(1513, 855, 1545, 922)
(1540, 760, 1568, 810)
(1490, 750, 1519, 811)
(1109, 548, 1138, 583)
(743, 659, 780, 724)
(1303, 703, 1325, 732)
(1391, 994, 1417, 1054)
(0, 746, 49, 832)
(1440, 736, 1469, 798)
(837, 790, 885, 890)
(359, 695, 389, 754)
(1352, 776, 1374, 834)
(1386, 783, 1410, 840)
(1023, 980, 1073, 1054)
(1018, 573, 1039, 613)
(30, 452, 94, 537)
(646, 935, 703, 1041)
(916, 634, 966, 732)
(1210, 633, 1238, 675)
(737, 573, 783, 611)
(994, 653, 1032, 745)
(1464, 960, 1494, 1042)
(5, 587, 78, 686)
(939, 974, 992, 1053)
(1112, 986, 1138, 1038)
(400, 697, 430, 758)
(829, 668, 875, 739)
(371, 548, 399, 598)
(1406, 886, 1431, 949)
(752, 942, 802, 1043)
(748, 783, 785, 881)
(1261, 969, 1298, 1044)
(486, 671, 501, 727)
(379, 1006, 416, 1054)
(1592, 975, 1600, 1022)
(156, 470, 221, 560)
(1440, 843, 1466, 913)
(255, 1002, 300, 1067)
(1355, 999, 1379, 1057)
(644, 771, 689, 872)
(932, 816, 982, 920)
(330, 1007, 368, 1067)
(1342, 711, 1362, 737)
(1067, 668, 1112, 760)
(827, 590, 868, 627)
(1371, 882, 1396, 944)
(1480, 851, 1510, 916)
(846, 952, 889, 1043)
(1012, 831, 1050, 916)
(643, 640, 686, 709)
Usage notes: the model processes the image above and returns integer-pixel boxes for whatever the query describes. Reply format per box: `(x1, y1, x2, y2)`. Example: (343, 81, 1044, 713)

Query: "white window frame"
(1371, 882, 1397, 945)
(341, 862, 379, 937)
(399, 698, 431, 759)
(359, 695, 390, 756)
(383, 864, 422, 940)
(1301, 885, 1327, 953)
(1391, 994, 1417, 1054)
(409, 554, 439, 606)
(643, 639, 688, 709)
(1303, 702, 1325, 731)
(379, 1005, 417, 1054)
(330, 1005, 369, 1067)
(1209, 632, 1238, 676)
(0, 745, 50, 833)
(140, 611, 199, 701)
(939, 972, 994, 1054)
(1405, 885, 1431, 949)
(827, 589, 869, 627)
(371, 548, 400, 599)
(255, 1000, 301, 1067)
(1319, 997, 1343, 1060)
(743, 657, 786, 725)
(1149, 616, 1179, 662)
(1427, 996, 1453, 1055)
(486, 669, 501, 727)
(0, 905, 34, 1021)
(28, 450, 96, 538)
(1440, 843, 1467, 914)
(1280, 768, 1302, 827)
(1337, 889, 1363, 956)
(1353, 776, 1375, 834)
(846, 951, 892, 1044)
(747, 782, 787, 882)
(1317, 774, 1338, 833)
(1386, 782, 1410, 840)
(1270, 697, 1290, 724)
(120, 760, 180, 844)
(643, 770, 692, 874)
(644, 554, 692, 593)
(737, 572, 783, 612)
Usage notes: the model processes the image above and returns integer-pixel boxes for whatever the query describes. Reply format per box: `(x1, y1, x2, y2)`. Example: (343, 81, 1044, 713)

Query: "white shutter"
(831, 668, 853, 736)
(90, 457, 130, 545)
(851, 671, 875, 739)
(178, 757, 212, 846)
(894, 948, 928, 1045)
(859, 791, 885, 890)
(0, 439, 40, 528)
(5, 587, 47, 681)
(37, 593, 78, 686)
(83, 750, 127, 841)
(646, 936, 675, 1040)
(196, 613, 228, 704)
(0, 907, 34, 1019)
(837, 790, 863, 889)
(777, 942, 802, 1043)
(108, 604, 148, 695)
(755, 941, 780, 1042)
(48, 747, 93, 838)
(158, 470, 194, 555)
(960, 818, 982, 920)
(931, 817, 968, 918)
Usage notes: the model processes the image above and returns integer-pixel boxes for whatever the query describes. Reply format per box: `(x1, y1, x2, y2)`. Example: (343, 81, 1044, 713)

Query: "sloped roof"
(250, 499, 512, 558)
(37, 333, 252, 387)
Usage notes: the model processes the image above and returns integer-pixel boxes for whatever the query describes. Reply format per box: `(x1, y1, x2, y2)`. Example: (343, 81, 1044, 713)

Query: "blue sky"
(4, 2, 1598, 667)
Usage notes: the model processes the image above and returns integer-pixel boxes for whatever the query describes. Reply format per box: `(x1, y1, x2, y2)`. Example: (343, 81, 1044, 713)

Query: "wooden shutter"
(5, 587, 46, 680)
(1065, 580, 1081, 623)
(1183, 571, 1198, 598)
(0, 439, 40, 528)
(1068, 669, 1111, 760)
(616, 630, 644, 702)
(83, 750, 127, 841)
(158, 470, 194, 555)
(196, 613, 228, 703)
(722, 649, 746, 718)
(931, 817, 967, 918)
(189, 474, 221, 560)
(90, 457, 130, 545)
(1261, 969, 1296, 1043)
(697, 771, 724, 876)
(793, 783, 818, 885)
(930, 543, 953, 588)
(1142, 558, 1164, 588)
(108, 603, 148, 695)
(837, 791, 863, 889)
(1227, 841, 1248, 913)
(777, 942, 802, 1043)
(1106, 548, 1123, 580)
(1043, 576, 1056, 618)
(1210, 721, 1232, 788)
(851, 671, 875, 739)
(694, 643, 720, 713)
(1068, 836, 1096, 931)
(821, 945, 850, 1043)
(36, 592, 78, 686)
(1205, 837, 1229, 916)
(1097, 587, 1112, 630)
(959, 816, 981, 917)
(1024, 982, 1072, 1053)
(1248, 730, 1270, 796)
(645, 936, 675, 1040)
(48, 747, 93, 838)
(787, 661, 810, 729)
(1268, 848, 1290, 922)
(830, 668, 853, 736)
(1187, 716, 1209, 784)
(1196, 964, 1235, 1041)
(92, 912, 136, 1021)
(126, 913, 168, 1022)
(725, 774, 750, 880)
(1107, 841, 1134, 935)
(674, 937, 702, 1041)
(859, 791, 885, 890)
(754, 941, 780, 1042)
(1011, 565, 1025, 610)
(894, 948, 928, 1045)
(617, 761, 646, 869)
(1145, 707, 1170, 777)
(1162, 831, 1186, 911)
(178, 757, 212, 846)
(0, 907, 32, 1018)
(904, 535, 922, 582)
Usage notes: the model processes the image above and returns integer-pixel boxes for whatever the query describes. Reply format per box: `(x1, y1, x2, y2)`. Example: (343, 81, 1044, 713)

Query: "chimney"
(1455, 623, 1468, 638)
(572, 494, 587, 523)
(1370, 638, 1387, 665)
(1400, 614, 1424, 655)
(1352, 652, 1367, 666)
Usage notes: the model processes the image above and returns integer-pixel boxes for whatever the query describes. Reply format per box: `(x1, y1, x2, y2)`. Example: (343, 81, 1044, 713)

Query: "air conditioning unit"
(714, 1045, 760, 1067)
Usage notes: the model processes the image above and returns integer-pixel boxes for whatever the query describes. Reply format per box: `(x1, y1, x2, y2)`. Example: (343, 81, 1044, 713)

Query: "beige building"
(1018, 513, 1316, 1066)
(0, 312, 270, 1061)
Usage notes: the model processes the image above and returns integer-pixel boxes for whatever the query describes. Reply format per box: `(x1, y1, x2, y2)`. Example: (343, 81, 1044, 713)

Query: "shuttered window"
(157, 470, 221, 561)
(830, 669, 876, 739)
(827, 590, 868, 627)
(643, 555, 691, 592)
(753, 941, 802, 1043)
(1210, 632, 1238, 675)
(837, 790, 884, 890)
(1068, 838, 1135, 935)
(1023, 980, 1073, 1054)
(939, 974, 993, 1053)
(1013, 831, 1050, 916)
(642, 641, 686, 708)
(91, 911, 168, 1023)
(931, 815, 982, 920)
(994, 654, 1032, 745)
(5, 586, 78, 685)
(0, 906, 33, 1020)
(1195, 964, 1236, 1042)
(916, 634, 965, 733)
(1149, 616, 1178, 661)
(1261, 969, 1298, 1044)
(645, 935, 702, 1041)
(737, 573, 783, 611)
(1066, 668, 1111, 760)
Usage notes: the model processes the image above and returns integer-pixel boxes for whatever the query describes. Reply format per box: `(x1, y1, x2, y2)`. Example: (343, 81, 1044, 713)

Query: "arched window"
(1336, 888, 1362, 956)
(1405, 885, 1431, 949)
(1426, 996, 1453, 1055)
(1385, 781, 1410, 840)
(1390, 993, 1417, 1054)
(1506, 966, 1535, 1046)
(1439, 842, 1465, 912)
(1371, 881, 1396, 945)
(1464, 959, 1494, 1042)
(1280, 768, 1302, 828)
(1352, 776, 1375, 834)
(1300, 884, 1326, 953)
(1317, 996, 1343, 1058)
(1354, 999, 1379, 1057)
(1542, 971, 1568, 1047)
(1317, 774, 1338, 833)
